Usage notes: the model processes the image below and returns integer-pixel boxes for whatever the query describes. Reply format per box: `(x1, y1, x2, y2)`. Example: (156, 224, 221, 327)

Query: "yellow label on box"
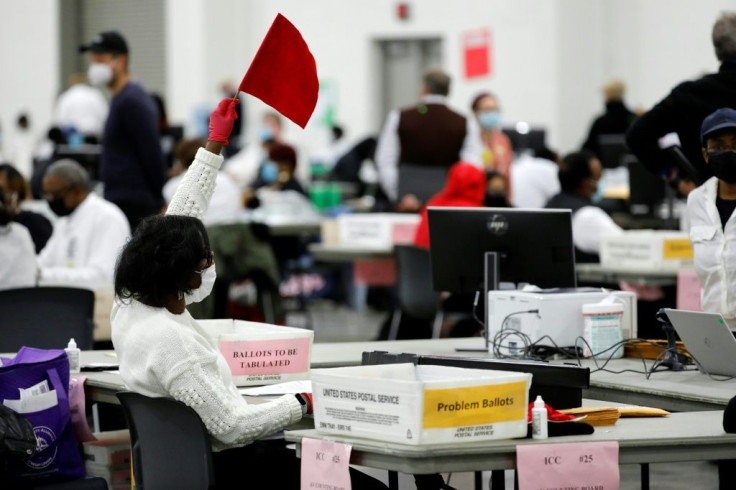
(422, 381, 527, 429)
(662, 239, 693, 260)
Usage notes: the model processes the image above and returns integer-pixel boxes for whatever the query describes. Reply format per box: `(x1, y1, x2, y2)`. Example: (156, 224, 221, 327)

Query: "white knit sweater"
(112, 147, 303, 451)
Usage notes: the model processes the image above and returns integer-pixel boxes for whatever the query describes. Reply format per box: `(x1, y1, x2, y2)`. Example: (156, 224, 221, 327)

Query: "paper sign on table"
(300, 437, 352, 490)
(239, 380, 312, 397)
(517, 441, 619, 490)
(677, 268, 701, 311)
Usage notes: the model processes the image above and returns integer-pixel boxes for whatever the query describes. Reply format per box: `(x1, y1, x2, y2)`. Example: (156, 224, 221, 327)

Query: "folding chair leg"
(431, 311, 444, 339)
(262, 289, 276, 324)
(388, 310, 402, 340)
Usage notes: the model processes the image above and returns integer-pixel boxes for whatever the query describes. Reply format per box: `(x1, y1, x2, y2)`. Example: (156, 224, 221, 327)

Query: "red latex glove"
(208, 98, 239, 146)
(527, 402, 576, 423)
(301, 392, 314, 414)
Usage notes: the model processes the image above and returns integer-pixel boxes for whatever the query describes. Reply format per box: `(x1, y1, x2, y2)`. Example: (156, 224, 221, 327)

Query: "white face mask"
(87, 62, 113, 86)
(185, 263, 216, 304)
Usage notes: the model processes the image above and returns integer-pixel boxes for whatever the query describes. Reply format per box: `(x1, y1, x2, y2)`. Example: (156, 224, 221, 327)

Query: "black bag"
(0, 404, 36, 458)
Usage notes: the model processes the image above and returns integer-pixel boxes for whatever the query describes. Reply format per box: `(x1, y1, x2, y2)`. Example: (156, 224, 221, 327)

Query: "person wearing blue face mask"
(251, 143, 306, 195)
(471, 92, 513, 192)
(545, 151, 622, 263)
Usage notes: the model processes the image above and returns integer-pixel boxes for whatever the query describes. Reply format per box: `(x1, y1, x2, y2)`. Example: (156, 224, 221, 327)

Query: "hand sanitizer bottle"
(66, 338, 80, 374)
(531, 395, 548, 439)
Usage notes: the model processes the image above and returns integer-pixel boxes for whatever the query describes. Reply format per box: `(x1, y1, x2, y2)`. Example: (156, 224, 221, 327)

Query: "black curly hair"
(114, 214, 212, 306)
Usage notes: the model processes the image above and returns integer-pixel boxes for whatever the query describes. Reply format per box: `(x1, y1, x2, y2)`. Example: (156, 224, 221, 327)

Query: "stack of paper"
(3, 380, 58, 414)
(558, 407, 621, 426)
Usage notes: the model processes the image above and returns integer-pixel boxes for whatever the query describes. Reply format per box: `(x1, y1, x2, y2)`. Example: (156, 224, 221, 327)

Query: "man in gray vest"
(375, 70, 483, 211)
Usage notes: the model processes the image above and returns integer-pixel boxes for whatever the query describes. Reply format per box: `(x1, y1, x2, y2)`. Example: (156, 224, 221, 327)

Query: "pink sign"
(392, 222, 419, 245)
(677, 269, 702, 311)
(353, 260, 396, 286)
(220, 337, 310, 375)
(517, 441, 619, 490)
(301, 437, 352, 490)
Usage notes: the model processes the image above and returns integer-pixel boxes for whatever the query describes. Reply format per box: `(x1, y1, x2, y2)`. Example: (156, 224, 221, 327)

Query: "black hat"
(701, 108, 736, 146)
(79, 31, 128, 54)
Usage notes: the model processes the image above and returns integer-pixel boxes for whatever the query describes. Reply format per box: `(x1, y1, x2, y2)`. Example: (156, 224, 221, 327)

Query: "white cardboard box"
(312, 364, 531, 445)
(487, 290, 638, 349)
(201, 320, 313, 386)
(600, 230, 693, 271)
(82, 430, 130, 466)
(336, 213, 420, 248)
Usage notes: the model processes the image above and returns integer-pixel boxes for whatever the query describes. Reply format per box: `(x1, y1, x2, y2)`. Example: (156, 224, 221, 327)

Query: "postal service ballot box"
(201, 320, 313, 386)
(311, 364, 531, 445)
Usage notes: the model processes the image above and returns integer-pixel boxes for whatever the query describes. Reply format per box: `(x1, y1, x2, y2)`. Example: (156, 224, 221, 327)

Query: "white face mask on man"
(184, 263, 216, 304)
(87, 62, 114, 86)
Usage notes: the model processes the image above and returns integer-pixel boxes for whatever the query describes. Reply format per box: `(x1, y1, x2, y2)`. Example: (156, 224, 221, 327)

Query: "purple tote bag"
(0, 347, 85, 483)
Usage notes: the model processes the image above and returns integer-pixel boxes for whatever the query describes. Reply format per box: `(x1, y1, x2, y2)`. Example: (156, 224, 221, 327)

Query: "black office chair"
(117, 392, 215, 490)
(0, 287, 95, 352)
(389, 245, 444, 340)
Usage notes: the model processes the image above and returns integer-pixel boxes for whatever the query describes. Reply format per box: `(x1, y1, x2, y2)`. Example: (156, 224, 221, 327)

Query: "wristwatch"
(295, 393, 309, 416)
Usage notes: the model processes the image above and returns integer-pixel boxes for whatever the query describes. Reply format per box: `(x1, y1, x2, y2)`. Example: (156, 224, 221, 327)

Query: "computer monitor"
(501, 126, 546, 155)
(427, 207, 577, 293)
(626, 155, 666, 215)
(597, 134, 629, 169)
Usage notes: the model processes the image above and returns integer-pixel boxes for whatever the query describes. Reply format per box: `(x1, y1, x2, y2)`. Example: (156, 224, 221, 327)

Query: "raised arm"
(167, 99, 239, 219)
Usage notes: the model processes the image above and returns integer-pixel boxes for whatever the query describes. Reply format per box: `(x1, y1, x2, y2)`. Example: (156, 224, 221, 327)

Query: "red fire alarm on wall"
(397, 3, 410, 21)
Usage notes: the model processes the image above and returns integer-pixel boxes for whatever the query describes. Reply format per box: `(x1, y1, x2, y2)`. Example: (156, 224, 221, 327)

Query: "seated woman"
(0, 163, 52, 253)
(112, 99, 385, 489)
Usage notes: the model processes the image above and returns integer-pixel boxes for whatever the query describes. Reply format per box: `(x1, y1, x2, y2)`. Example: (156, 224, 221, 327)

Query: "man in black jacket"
(626, 11, 736, 196)
(80, 31, 165, 230)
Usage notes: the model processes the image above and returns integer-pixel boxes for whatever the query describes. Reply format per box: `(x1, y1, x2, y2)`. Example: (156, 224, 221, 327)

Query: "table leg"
(388, 470, 399, 490)
(490, 470, 505, 489)
(640, 463, 649, 490)
(475, 471, 483, 490)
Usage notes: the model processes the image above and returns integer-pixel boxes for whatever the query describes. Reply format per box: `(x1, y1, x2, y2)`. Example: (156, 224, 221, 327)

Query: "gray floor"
(294, 299, 720, 489)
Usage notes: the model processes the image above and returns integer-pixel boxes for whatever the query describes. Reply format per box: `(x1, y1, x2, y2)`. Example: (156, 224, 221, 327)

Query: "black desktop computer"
(427, 207, 577, 293)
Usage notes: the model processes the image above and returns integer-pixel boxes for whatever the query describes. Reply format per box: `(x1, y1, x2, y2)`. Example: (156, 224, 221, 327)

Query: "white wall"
(0, 0, 59, 158)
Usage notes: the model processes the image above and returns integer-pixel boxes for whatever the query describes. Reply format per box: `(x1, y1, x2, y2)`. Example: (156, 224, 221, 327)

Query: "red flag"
(239, 14, 318, 129)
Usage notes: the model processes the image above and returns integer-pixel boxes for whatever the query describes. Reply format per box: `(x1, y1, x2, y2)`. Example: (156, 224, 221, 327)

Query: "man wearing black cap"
(686, 108, 736, 325)
(80, 31, 165, 230)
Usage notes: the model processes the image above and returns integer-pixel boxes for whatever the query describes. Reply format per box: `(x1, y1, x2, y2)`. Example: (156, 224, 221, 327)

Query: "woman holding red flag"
(111, 99, 386, 489)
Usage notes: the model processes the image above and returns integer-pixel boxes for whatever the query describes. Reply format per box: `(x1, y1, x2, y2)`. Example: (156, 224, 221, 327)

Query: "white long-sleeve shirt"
(0, 223, 36, 290)
(686, 177, 736, 319)
(163, 171, 243, 226)
(375, 95, 483, 201)
(38, 193, 130, 287)
(571, 206, 623, 255)
(510, 154, 560, 208)
(112, 147, 303, 451)
(54, 84, 109, 136)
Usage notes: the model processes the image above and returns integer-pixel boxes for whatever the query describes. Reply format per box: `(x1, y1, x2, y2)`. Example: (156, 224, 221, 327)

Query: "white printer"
(486, 289, 637, 350)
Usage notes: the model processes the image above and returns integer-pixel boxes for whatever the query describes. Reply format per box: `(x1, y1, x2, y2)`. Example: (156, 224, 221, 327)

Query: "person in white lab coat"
(686, 108, 736, 324)
(38, 159, 130, 287)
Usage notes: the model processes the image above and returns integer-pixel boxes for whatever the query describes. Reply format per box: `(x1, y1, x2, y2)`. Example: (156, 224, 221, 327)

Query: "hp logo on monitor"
(486, 215, 509, 235)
